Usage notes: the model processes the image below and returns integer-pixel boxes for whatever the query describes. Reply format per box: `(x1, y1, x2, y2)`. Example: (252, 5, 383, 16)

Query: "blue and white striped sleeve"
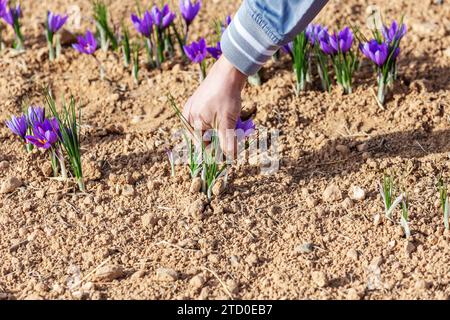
(221, 0, 329, 76)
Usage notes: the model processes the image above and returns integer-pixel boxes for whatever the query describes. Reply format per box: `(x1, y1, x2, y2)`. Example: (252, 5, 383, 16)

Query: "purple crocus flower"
(221, 15, 232, 34)
(184, 38, 207, 63)
(26, 119, 59, 149)
(151, 4, 176, 30)
(27, 106, 45, 126)
(207, 42, 221, 60)
(318, 29, 337, 55)
(360, 39, 389, 66)
(47, 11, 68, 33)
(72, 30, 97, 55)
(329, 27, 353, 53)
(1, 2, 20, 26)
(305, 24, 326, 45)
(382, 20, 407, 44)
(282, 42, 293, 56)
(179, 0, 201, 26)
(235, 117, 255, 138)
(5, 114, 28, 140)
(131, 10, 153, 38)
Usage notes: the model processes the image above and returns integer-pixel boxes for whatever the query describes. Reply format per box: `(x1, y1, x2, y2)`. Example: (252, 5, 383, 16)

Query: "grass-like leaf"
(93, 0, 118, 51)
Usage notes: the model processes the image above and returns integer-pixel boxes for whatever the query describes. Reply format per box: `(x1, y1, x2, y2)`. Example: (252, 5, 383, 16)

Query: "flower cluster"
(5, 96, 85, 191)
(359, 20, 407, 104)
(0, 0, 24, 50)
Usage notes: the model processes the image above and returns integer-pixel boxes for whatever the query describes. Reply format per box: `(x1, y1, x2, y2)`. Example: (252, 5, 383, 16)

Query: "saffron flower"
(47, 11, 68, 33)
(179, 0, 201, 26)
(359, 18, 407, 105)
(1, 1, 24, 50)
(184, 38, 207, 80)
(329, 27, 353, 53)
(45, 11, 68, 61)
(72, 30, 97, 55)
(305, 24, 326, 45)
(27, 106, 45, 126)
(360, 39, 388, 67)
(318, 30, 337, 55)
(26, 119, 58, 150)
(151, 4, 176, 31)
(131, 10, 153, 38)
(382, 20, 407, 44)
(5, 114, 27, 140)
(236, 117, 255, 138)
(207, 41, 221, 60)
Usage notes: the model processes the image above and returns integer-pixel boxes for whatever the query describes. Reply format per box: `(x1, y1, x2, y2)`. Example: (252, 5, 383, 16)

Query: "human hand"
(182, 55, 247, 156)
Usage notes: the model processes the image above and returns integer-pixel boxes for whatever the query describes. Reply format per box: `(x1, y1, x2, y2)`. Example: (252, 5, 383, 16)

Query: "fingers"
(218, 115, 238, 158)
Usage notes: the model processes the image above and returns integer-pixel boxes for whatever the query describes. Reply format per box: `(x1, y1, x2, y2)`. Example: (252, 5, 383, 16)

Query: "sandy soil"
(0, 0, 449, 300)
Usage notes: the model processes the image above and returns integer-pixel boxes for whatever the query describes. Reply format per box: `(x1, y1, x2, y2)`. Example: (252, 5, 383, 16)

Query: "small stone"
(131, 270, 146, 279)
(373, 214, 381, 226)
(444, 47, 450, 58)
(305, 196, 318, 208)
(356, 143, 369, 152)
(94, 265, 124, 281)
(346, 288, 361, 300)
(322, 184, 342, 202)
(370, 256, 384, 268)
(294, 243, 314, 254)
(212, 179, 225, 196)
(189, 274, 205, 290)
(0, 160, 9, 169)
(141, 213, 158, 228)
(0, 176, 22, 194)
(186, 198, 207, 220)
(335, 144, 350, 154)
(82, 282, 95, 291)
(405, 241, 416, 257)
(40, 163, 53, 177)
(190, 177, 202, 194)
(156, 268, 178, 281)
(311, 271, 328, 288)
(346, 249, 359, 261)
(71, 290, 85, 299)
(208, 254, 220, 264)
(245, 253, 259, 266)
(122, 184, 135, 197)
(348, 186, 366, 201)
(341, 197, 353, 209)
(226, 279, 239, 294)
(230, 255, 240, 267)
(414, 279, 428, 290)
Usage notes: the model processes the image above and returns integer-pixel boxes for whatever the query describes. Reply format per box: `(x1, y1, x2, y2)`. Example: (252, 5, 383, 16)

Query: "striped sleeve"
(221, 0, 329, 76)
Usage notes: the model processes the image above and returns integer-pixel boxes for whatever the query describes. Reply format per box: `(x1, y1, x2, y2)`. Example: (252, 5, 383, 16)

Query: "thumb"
(218, 115, 238, 158)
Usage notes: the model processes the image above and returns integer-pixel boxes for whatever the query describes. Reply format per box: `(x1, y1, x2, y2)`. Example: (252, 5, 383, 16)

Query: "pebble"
(186, 198, 207, 220)
(444, 47, 450, 59)
(226, 279, 239, 294)
(212, 179, 225, 196)
(341, 197, 353, 209)
(335, 144, 350, 154)
(0, 160, 9, 169)
(305, 196, 318, 208)
(0, 176, 22, 194)
(94, 265, 124, 281)
(370, 256, 384, 268)
(348, 186, 366, 201)
(322, 184, 342, 202)
(414, 279, 428, 290)
(141, 213, 158, 228)
(230, 255, 240, 267)
(122, 184, 135, 197)
(189, 274, 206, 290)
(311, 271, 328, 288)
(373, 214, 381, 226)
(346, 249, 359, 261)
(294, 243, 314, 254)
(405, 241, 416, 257)
(131, 270, 146, 279)
(156, 268, 178, 281)
(189, 177, 202, 194)
(346, 288, 361, 300)
(356, 143, 368, 152)
(245, 253, 259, 266)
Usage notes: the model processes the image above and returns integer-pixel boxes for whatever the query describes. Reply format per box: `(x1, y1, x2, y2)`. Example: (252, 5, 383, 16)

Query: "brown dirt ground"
(0, 0, 449, 300)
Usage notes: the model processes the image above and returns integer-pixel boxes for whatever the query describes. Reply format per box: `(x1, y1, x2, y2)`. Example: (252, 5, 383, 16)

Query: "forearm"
(221, 0, 329, 75)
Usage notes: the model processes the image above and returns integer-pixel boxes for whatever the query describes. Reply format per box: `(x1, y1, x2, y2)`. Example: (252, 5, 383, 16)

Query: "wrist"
(215, 55, 247, 91)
